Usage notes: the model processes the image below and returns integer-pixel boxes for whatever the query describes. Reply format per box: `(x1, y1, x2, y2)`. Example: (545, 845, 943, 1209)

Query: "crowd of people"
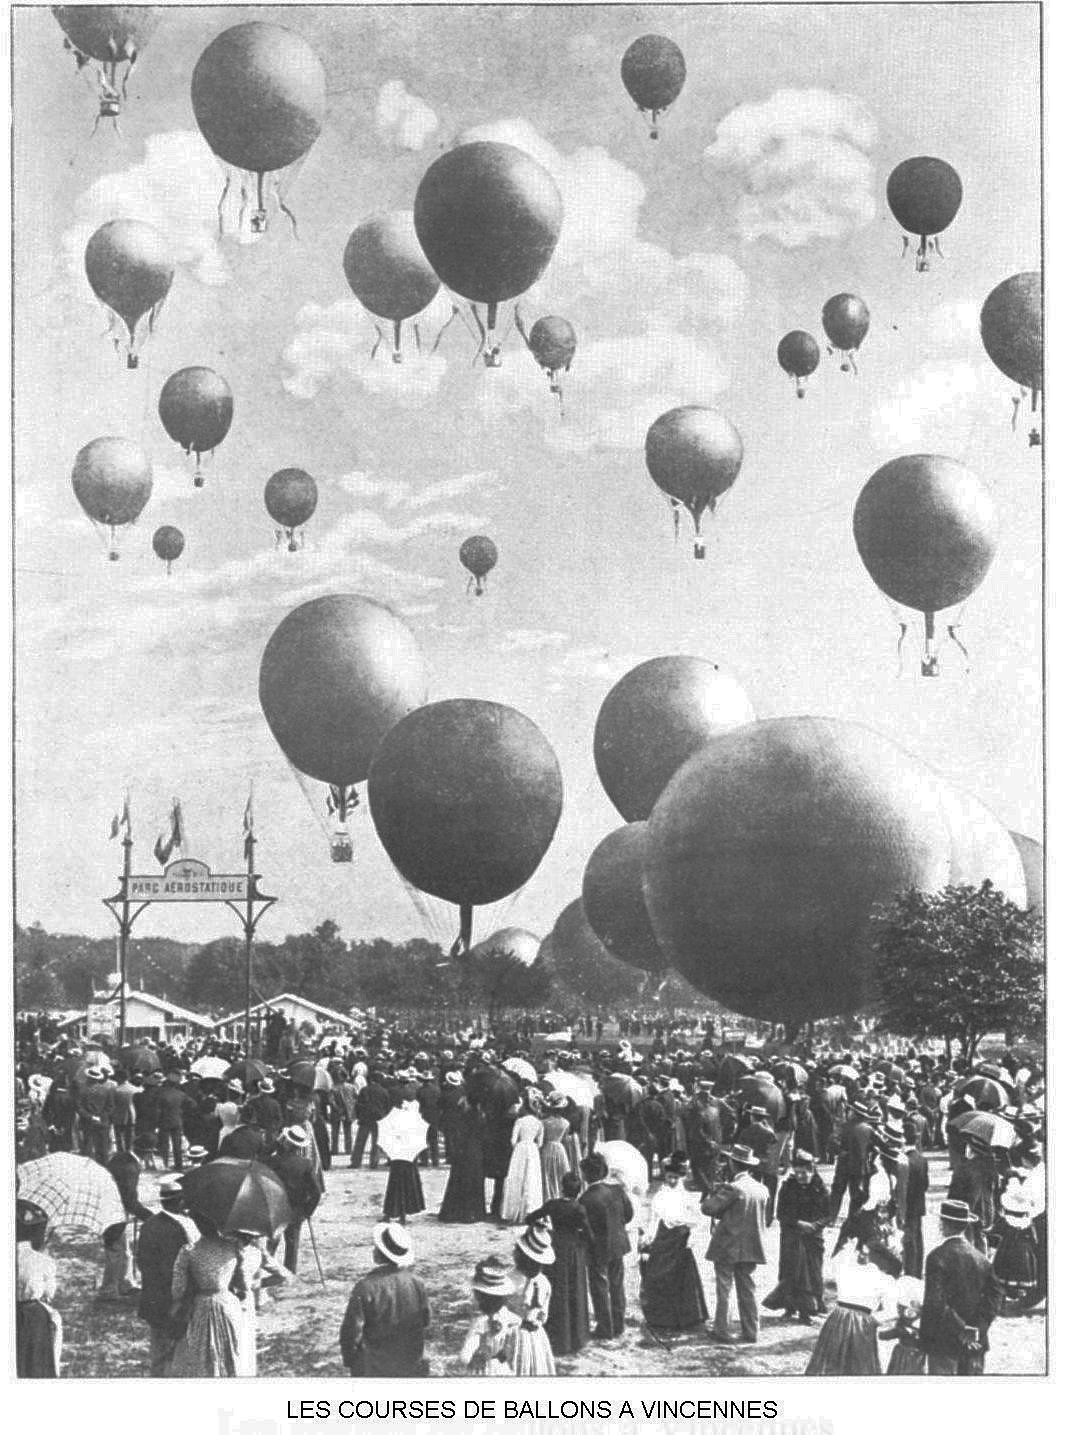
(14, 1015, 1046, 1378)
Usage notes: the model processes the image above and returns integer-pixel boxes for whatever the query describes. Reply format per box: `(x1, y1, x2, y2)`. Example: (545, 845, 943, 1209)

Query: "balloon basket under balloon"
(329, 831, 354, 863)
(194, 473, 205, 489)
(100, 98, 121, 119)
(920, 658, 940, 678)
(108, 550, 120, 563)
(126, 354, 139, 370)
(251, 210, 268, 235)
(1029, 429, 1041, 448)
(693, 543, 706, 560)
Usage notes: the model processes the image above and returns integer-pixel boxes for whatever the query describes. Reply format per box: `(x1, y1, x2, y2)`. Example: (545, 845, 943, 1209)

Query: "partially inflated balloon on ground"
(594, 656, 755, 821)
(582, 824, 665, 975)
(642, 717, 955, 1021)
(540, 900, 645, 1004)
(1009, 832, 1043, 916)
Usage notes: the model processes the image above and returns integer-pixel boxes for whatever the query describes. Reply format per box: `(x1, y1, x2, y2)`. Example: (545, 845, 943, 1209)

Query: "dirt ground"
(50, 1152, 1045, 1379)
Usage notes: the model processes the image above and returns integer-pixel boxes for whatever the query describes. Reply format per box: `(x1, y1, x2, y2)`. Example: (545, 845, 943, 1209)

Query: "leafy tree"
(872, 881, 1044, 1061)
(181, 937, 248, 1014)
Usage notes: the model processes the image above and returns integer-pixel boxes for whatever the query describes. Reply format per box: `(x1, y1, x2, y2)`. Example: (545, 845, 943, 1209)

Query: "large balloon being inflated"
(642, 717, 956, 1021)
(259, 594, 427, 790)
(582, 824, 665, 975)
(1009, 831, 1043, 916)
(539, 899, 645, 1005)
(594, 656, 755, 821)
(937, 786, 1027, 906)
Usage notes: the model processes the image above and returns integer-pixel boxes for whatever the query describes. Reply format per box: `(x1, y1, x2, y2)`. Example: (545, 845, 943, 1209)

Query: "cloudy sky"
(13, 2, 1041, 949)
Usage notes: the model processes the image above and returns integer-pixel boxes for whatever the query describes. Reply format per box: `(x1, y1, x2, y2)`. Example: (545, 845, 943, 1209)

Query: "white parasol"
(596, 1139, 649, 1199)
(375, 1106, 429, 1164)
(190, 1056, 230, 1079)
(542, 1070, 596, 1109)
(502, 1056, 537, 1084)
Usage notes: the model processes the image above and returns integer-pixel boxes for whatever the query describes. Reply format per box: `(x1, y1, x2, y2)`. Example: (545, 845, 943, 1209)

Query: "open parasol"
(502, 1056, 537, 1084)
(225, 1058, 269, 1086)
(288, 1059, 332, 1092)
(181, 1158, 292, 1238)
(16, 1153, 125, 1236)
(595, 1139, 649, 1200)
(949, 1111, 1017, 1148)
(829, 1063, 859, 1082)
(955, 1075, 1009, 1110)
(119, 1044, 161, 1074)
(542, 1070, 596, 1108)
(375, 1106, 429, 1164)
(190, 1056, 230, 1079)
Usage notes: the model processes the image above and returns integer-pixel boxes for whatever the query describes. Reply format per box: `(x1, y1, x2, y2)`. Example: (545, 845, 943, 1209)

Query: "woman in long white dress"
(501, 1095, 544, 1224)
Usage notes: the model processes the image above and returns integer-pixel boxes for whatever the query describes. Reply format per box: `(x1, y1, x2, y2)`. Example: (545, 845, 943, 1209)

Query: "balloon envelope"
(594, 656, 755, 821)
(472, 927, 541, 968)
(853, 454, 997, 615)
(158, 368, 234, 455)
(645, 407, 743, 511)
(71, 437, 153, 525)
(191, 22, 325, 174)
(938, 787, 1027, 906)
(152, 524, 185, 564)
(414, 141, 563, 305)
(822, 294, 869, 352)
(84, 219, 173, 333)
(886, 156, 962, 237)
(620, 34, 686, 112)
(265, 469, 318, 530)
(459, 535, 497, 580)
(582, 823, 665, 974)
(259, 594, 428, 788)
(540, 900, 646, 1005)
(980, 272, 1042, 392)
(343, 211, 441, 322)
(1009, 832, 1043, 916)
(368, 700, 563, 908)
(53, 6, 160, 62)
(777, 330, 820, 379)
(642, 717, 956, 1021)
(528, 316, 576, 372)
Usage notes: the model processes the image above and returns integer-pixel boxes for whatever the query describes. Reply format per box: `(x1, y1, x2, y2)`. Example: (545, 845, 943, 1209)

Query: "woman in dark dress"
(526, 1173, 593, 1355)
(638, 1153, 709, 1331)
(763, 1149, 830, 1322)
(438, 1097, 486, 1223)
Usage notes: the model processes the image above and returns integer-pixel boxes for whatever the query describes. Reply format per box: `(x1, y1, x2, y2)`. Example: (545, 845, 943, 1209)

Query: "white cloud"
(497, 629, 572, 653)
(335, 469, 501, 510)
(375, 80, 439, 151)
(871, 361, 984, 447)
(342, 508, 490, 546)
(60, 130, 231, 291)
(704, 89, 878, 248)
(282, 296, 454, 402)
(924, 300, 982, 350)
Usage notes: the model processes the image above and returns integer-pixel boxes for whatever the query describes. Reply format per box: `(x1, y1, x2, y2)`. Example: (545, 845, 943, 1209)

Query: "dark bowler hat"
(940, 1199, 978, 1225)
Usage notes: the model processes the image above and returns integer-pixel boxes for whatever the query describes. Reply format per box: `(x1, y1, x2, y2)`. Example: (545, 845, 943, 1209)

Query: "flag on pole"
(153, 799, 185, 867)
(243, 789, 255, 860)
(109, 794, 131, 841)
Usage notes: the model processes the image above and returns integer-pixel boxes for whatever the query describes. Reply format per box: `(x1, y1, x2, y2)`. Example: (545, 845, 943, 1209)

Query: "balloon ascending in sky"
(53, 5, 160, 122)
(414, 141, 563, 367)
(594, 656, 755, 821)
(642, 717, 956, 1022)
(343, 211, 441, 364)
(886, 157, 963, 271)
(821, 294, 870, 375)
(265, 469, 318, 551)
(71, 436, 153, 561)
(191, 22, 326, 236)
(459, 535, 497, 596)
(152, 524, 185, 575)
(645, 407, 743, 559)
(777, 330, 821, 397)
(259, 594, 428, 862)
(980, 272, 1043, 447)
(158, 368, 234, 486)
(853, 454, 998, 677)
(368, 699, 563, 956)
(84, 219, 173, 369)
(620, 34, 686, 139)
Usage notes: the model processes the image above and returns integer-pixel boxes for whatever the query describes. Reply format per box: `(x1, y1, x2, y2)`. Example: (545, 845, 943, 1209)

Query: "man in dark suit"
(218, 1104, 268, 1160)
(340, 1223, 430, 1376)
(268, 1125, 324, 1274)
(702, 1143, 768, 1344)
(920, 1199, 1002, 1373)
(351, 1072, 392, 1170)
(99, 1149, 154, 1301)
(246, 1077, 284, 1152)
(828, 1101, 875, 1226)
(156, 1070, 196, 1171)
(901, 1119, 930, 1278)
(947, 1135, 999, 1251)
(136, 1178, 199, 1374)
(579, 1151, 633, 1339)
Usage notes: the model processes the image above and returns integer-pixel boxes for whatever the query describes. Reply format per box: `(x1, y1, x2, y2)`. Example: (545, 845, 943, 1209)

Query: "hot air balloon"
(642, 717, 957, 1023)
(821, 294, 869, 374)
(594, 655, 755, 821)
(158, 368, 234, 486)
(264, 469, 317, 551)
(259, 594, 428, 862)
(777, 330, 821, 397)
(517, 313, 576, 411)
(342, 211, 441, 364)
(644, 407, 743, 559)
(980, 272, 1043, 446)
(414, 141, 563, 367)
(368, 699, 563, 955)
(191, 22, 326, 236)
(459, 535, 497, 596)
(1009, 832, 1043, 916)
(582, 824, 666, 978)
(152, 524, 184, 574)
(53, 5, 160, 122)
(84, 219, 173, 369)
(886, 157, 963, 271)
(853, 454, 998, 676)
(620, 34, 686, 140)
(71, 436, 153, 560)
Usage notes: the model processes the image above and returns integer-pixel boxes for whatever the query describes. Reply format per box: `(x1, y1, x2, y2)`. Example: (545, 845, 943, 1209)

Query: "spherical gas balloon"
(621, 35, 686, 138)
(645, 407, 743, 559)
(265, 468, 318, 551)
(1009, 832, 1043, 916)
(582, 824, 665, 975)
(853, 455, 997, 675)
(777, 330, 821, 397)
(191, 22, 326, 233)
(980, 272, 1042, 445)
(821, 294, 869, 373)
(71, 436, 153, 560)
(343, 211, 441, 363)
(937, 786, 1027, 906)
(53, 6, 160, 118)
(472, 927, 541, 968)
(886, 157, 962, 270)
(152, 524, 185, 574)
(594, 656, 755, 821)
(471, 928, 550, 1008)
(368, 699, 563, 952)
(642, 717, 957, 1021)
(259, 594, 427, 796)
(526, 316, 576, 408)
(84, 220, 173, 368)
(158, 368, 234, 486)
(540, 899, 645, 1005)
(459, 535, 498, 595)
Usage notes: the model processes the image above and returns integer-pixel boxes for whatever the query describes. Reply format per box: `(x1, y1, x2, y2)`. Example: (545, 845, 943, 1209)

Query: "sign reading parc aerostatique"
(125, 858, 251, 902)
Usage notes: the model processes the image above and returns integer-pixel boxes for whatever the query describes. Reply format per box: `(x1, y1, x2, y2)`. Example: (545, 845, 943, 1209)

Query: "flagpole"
(244, 786, 255, 1055)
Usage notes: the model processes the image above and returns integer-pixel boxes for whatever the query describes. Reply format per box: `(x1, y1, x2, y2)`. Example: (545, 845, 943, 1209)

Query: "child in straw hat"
(459, 1257, 520, 1375)
(512, 1221, 557, 1375)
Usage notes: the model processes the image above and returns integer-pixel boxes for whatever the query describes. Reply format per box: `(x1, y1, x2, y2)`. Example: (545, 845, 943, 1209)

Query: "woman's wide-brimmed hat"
(372, 1221, 414, 1268)
(515, 1220, 555, 1266)
(444, 1071, 463, 1087)
(471, 1255, 515, 1296)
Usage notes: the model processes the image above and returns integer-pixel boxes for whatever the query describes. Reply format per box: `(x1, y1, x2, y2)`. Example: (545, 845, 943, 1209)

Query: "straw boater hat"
(444, 1070, 463, 1086)
(471, 1256, 515, 1296)
(159, 1178, 184, 1201)
(725, 1144, 761, 1169)
(373, 1222, 414, 1268)
(187, 1145, 209, 1162)
(940, 1199, 979, 1226)
(279, 1125, 309, 1148)
(258, 1078, 275, 1094)
(792, 1148, 816, 1167)
(515, 1221, 555, 1266)
(227, 1079, 245, 1096)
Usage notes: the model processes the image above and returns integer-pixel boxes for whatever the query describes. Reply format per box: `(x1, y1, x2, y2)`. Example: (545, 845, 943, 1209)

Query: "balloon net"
(214, 157, 310, 242)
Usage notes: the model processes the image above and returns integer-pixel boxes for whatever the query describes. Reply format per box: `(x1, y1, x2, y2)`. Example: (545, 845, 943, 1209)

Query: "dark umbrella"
(119, 1045, 161, 1074)
(288, 1059, 331, 1091)
(718, 1054, 755, 1087)
(181, 1158, 292, 1238)
(955, 1076, 1009, 1110)
(949, 1111, 1016, 1148)
(225, 1058, 269, 1086)
(738, 1074, 786, 1121)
